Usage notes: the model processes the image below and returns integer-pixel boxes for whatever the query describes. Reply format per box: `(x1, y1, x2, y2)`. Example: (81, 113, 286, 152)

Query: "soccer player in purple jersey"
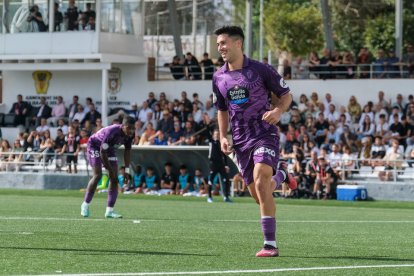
(212, 26, 297, 257)
(81, 116, 135, 218)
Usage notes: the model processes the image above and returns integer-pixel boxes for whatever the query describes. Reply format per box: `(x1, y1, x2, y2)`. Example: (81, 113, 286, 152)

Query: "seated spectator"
(347, 95, 362, 123)
(168, 122, 184, 145)
(308, 51, 320, 78)
(158, 92, 169, 110)
(374, 103, 389, 125)
(326, 104, 339, 123)
(10, 94, 30, 127)
(342, 51, 356, 78)
(339, 145, 356, 179)
(386, 49, 401, 78)
(68, 96, 80, 123)
(312, 156, 338, 200)
(191, 168, 208, 196)
(176, 165, 193, 195)
(293, 56, 308, 79)
(358, 136, 372, 167)
(132, 165, 145, 191)
(204, 100, 216, 120)
(0, 139, 12, 171)
(118, 166, 133, 193)
(192, 103, 203, 124)
(370, 136, 386, 167)
(93, 118, 104, 134)
(379, 139, 404, 181)
(138, 122, 156, 145)
(149, 130, 168, 146)
(8, 139, 24, 171)
(182, 121, 196, 145)
(84, 16, 95, 31)
(82, 103, 101, 126)
(314, 112, 329, 146)
(36, 118, 50, 135)
(358, 104, 374, 126)
(157, 110, 174, 135)
(152, 103, 162, 122)
(357, 47, 372, 79)
(47, 96, 66, 126)
(327, 143, 342, 175)
(133, 120, 145, 145)
(388, 113, 404, 146)
(159, 162, 176, 195)
(357, 115, 375, 139)
(72, 105, 86, 124)
(138, 101, 152, 124)
(143, 111, 157, 131)
(57, 118, 69, 135)
(166, 56, 186, 80)
(30, 96, 52, 127)
(135, 167, 159, 194)
(304, 151, 319, 197)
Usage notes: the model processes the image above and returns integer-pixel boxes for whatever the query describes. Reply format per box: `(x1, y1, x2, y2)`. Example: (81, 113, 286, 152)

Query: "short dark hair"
(122, 116, 136, 126)
(214, 26, 244, 43)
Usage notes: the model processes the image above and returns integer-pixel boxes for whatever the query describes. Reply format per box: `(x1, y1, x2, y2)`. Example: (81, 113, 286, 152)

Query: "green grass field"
(1, 189, 414, 275)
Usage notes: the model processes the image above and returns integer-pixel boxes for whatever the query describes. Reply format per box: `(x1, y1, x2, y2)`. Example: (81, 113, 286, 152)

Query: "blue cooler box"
(337, 185, 368, 201)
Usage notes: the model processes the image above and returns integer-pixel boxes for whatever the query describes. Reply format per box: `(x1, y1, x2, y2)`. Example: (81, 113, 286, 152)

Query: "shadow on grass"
(289, 255, 414, 262)
(0, 246, 214, 257)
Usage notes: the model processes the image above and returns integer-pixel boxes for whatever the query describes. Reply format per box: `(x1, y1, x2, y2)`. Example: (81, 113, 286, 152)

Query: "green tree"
(364, 14, 395, 53)
(263, 1, 323, 56)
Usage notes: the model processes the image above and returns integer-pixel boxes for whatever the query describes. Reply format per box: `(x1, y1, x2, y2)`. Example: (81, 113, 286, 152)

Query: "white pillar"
(192, 0, 197, 55)
(94, 0, 102, 52)
(395, 0, 403, 59)
(101, 69, 109, 126)
(48, 0, 54, 32)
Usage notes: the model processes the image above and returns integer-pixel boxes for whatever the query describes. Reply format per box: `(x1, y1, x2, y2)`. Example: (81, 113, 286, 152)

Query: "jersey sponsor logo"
(279, 78, 288, 89)
(254, 147, 276, 157)
(227, 85, 249, 105)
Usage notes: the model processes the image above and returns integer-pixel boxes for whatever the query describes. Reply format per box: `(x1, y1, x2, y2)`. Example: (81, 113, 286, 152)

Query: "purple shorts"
(234, 135, 280, 185)
(87, 144, 118, 170)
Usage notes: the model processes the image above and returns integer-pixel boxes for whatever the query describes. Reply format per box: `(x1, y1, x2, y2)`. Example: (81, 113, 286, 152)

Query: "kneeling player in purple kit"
(213, 26, 297, 257)
(81, 116, 135, 218)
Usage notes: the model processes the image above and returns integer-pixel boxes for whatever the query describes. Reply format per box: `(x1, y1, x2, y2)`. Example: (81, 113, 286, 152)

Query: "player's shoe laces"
(256, 244, 279, 257)
(207, 197, 213, 203)
(279, 161, 298, 190)
(105, 210, 123, 219)
(81, 202, 90, 217)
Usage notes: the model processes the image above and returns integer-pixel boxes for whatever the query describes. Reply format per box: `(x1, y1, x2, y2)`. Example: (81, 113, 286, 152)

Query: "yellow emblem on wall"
(32, 71, 52, 94)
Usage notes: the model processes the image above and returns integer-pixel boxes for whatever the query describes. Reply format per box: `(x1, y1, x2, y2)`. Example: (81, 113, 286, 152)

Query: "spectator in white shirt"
(326, 103, 340, 123)
(72, 104, 86, 123)
(138, 101, 152, 123)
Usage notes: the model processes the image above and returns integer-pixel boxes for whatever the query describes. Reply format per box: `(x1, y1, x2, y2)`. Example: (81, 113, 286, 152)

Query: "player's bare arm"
(262, 92, 293, 125)
(217, 110, 233, 155)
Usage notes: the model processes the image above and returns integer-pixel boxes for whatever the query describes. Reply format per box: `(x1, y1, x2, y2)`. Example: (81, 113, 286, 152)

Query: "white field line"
(1, 216, 414, 224)
(30, 264, 414, 276)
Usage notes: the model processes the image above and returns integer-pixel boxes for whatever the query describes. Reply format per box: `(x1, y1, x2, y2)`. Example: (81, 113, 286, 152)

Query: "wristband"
(125, 167, 130, 174)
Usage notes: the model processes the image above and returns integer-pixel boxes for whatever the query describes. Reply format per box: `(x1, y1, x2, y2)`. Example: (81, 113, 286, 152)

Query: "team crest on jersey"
(280, 78, 288, 88)
(227, 85, 249, 105)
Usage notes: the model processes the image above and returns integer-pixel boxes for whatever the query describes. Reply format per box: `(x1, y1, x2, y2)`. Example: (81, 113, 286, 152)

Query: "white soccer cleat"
(81, 202, 90, 217)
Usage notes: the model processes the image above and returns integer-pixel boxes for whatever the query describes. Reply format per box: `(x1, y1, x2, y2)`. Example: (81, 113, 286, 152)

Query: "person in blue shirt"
(133, 165, 145, 192)
(136, 167, 159, 194)
(176, 165, 194, 195)
(194, 168, 208, 195)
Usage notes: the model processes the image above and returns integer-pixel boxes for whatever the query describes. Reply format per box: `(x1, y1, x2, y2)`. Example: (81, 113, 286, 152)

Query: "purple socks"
(107, 189, 118, 208)
(261, 217, 276, 243)
(84, 190, 95, 204)
(273, 170, 285, 190)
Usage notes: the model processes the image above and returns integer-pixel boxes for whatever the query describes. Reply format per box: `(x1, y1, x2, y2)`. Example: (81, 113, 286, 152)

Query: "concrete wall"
(363, 182, 414, 202)
(0, 173, 88, 190)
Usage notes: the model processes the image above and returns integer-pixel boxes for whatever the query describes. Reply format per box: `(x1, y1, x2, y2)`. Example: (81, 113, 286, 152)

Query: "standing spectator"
(357, 47, 372, 79)
(180, 91, 193, 120)
(292, 56, 308, 79)
(27, 5, 47, 32)
(199, 52, 215, 80)
(10, 94, 30, 127)
(402, 44, 414, 78)
(282, 59, 292, 80)
(61, 126, 80, 174)
(386, 49, 401, 78)
(342, 51, 356, 79)
(83, 3, 96, 23)
(47, 96, 66, 126)
(54, 128, 66, 170)
(192, 93, 204, 111)
(184, 52, 202, 80)
(65, 0, 79, 31)
(308, 51, 320, 78)
(53, 3, 63, 31)
(84, 16, 95, 31)
(373, 48, 387, 78)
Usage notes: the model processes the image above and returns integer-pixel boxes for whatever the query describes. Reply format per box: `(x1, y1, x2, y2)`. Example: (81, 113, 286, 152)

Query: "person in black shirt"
(207, 129, 231, 203)
(83, 3, 96, 23)
(65, 0, 79, 31)
(199, 53, 215, 80)
(166, 56, 186, 80)
(9, 94, 30, 126)
(184, 52, 202, 80)
(160, 162, 177, 195)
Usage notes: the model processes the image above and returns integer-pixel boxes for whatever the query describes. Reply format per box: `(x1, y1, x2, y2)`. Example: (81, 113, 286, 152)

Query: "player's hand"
(221, 138, 234, 155)
(262, 108, 282, 125)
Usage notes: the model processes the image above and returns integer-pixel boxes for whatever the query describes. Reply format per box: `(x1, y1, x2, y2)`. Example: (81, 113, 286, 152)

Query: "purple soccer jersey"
(87, 124, 133, 168)
(212, 56, 290, 184)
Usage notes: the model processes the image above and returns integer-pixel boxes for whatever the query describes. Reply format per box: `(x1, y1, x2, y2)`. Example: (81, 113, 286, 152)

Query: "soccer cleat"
(207, 197, 213, 203)
(224, 197, 233, 203)
(81, 202, 90, 217)
(279, 161, 298, 190)
(256, 245, 280, 257)
(105, 210, 123, 219)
